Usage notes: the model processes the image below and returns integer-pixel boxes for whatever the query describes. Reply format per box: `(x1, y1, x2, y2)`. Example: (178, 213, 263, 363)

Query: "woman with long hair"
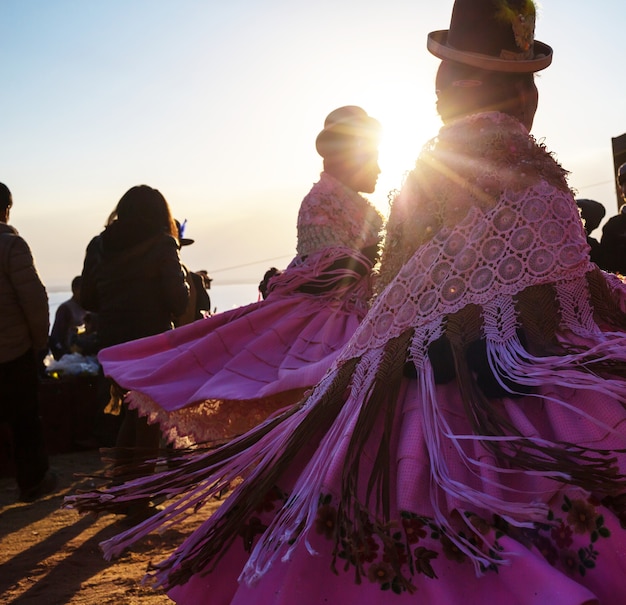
(81, 185, 189, 480)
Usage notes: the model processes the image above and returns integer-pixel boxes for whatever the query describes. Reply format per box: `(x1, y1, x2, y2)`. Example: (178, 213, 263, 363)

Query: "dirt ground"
(0, 449, 218, 605)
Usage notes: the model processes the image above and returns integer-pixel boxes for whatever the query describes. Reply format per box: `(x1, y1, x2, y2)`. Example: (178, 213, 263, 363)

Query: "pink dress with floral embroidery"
(71, 113, 626, 605)
(97, 172, 383, 444)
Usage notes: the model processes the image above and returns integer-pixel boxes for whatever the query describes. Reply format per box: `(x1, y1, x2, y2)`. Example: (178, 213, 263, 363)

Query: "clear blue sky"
(1, 0, 624, 289)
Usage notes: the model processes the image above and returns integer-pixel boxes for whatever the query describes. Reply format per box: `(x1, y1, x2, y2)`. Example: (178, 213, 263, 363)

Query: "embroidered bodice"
(296, 172, 383, 257)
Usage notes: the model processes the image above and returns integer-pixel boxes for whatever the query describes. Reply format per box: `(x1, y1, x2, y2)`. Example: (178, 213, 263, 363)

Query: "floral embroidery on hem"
(238, 487, 616, 595)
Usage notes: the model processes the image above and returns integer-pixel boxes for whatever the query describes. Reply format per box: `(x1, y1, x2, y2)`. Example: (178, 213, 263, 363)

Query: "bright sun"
(366, 100, 442, 217)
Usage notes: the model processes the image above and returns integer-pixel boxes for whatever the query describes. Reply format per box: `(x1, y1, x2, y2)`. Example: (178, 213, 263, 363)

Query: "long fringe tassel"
(419, 354, 550, 575)
(98, 403, 312, 560)
(238, 348, 389, 585)
(415, 312, 626, 574)
(242, 332, 416, 591)
(483, 335, 626, 492)
(268, 247, 373, 301)
(66, 402, 304, 515)
(147, 356, 361, 590)
(587, 267, 626, 332)
(455, 337, 626, 492)
(330, 331, 415, 591)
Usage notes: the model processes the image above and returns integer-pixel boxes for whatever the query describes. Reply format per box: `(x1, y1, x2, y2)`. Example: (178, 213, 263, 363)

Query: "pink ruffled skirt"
(164, 377, 626, 605)
(98, 287, 369, 443)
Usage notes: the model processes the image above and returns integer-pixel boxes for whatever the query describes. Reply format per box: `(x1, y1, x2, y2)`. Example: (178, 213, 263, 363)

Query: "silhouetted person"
(258, 266, 282, 300)
(173, 220, 212, 326)
(619, 163, 626, 204)
(49, 275, 86, 360)
(0, 182, 56, 501)
(80, 185, 189, 499)
(576, 198, 606, 267)
(70, 311, 100, 356)
(601, 164, 626, 273)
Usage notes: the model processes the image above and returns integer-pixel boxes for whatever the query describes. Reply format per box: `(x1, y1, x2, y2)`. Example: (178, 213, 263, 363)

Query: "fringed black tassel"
(69, 407, 302, 515)
(588, 267, 626, 332)
(446, 303, 626, 499)
(161, 356, 361, 589)
(515, 283, 562, 355)
(334, 330, 415, 590)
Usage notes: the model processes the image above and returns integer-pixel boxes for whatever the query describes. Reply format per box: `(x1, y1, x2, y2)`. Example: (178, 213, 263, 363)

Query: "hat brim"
(315, 115, 381, 158)
(427, 30, 552, 73)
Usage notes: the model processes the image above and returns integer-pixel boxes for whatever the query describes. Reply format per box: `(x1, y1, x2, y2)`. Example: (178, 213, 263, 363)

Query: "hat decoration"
(315, 106, 381, 159)
(427, 0, 552, 73)
(176, 219, 195, 246)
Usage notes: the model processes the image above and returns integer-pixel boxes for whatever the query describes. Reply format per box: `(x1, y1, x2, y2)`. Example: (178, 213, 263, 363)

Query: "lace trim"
(343, 182, 593, 359)
(127, 390, 305, 446)
(378, 112, 571, 292)
(296, 172, 383, 257)
(555, 277, 600, 337)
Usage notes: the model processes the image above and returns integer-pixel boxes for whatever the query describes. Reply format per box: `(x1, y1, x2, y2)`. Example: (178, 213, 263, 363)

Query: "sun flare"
(367, 103, 442, 217)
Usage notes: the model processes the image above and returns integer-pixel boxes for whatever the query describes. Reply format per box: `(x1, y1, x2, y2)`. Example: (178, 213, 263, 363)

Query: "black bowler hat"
(315, 106, 381, 159)
(428, 0, 552, 73)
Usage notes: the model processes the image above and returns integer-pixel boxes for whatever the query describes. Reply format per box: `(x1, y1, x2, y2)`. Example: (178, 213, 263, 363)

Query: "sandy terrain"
(0, 449, 215, 605)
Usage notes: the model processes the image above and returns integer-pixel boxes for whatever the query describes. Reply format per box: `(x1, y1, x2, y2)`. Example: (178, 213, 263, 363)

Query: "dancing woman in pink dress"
(96, 106, 384, 445)
(69, 1, 626, 603)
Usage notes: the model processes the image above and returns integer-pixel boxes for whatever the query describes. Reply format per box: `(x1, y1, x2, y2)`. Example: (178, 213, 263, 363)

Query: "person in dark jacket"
(81, 187, 189, 348)
(0, 182, 56, 501)
(600, 164, 626, 274)
(80, 185, 189, 491)
(576, 198, 606, 267)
